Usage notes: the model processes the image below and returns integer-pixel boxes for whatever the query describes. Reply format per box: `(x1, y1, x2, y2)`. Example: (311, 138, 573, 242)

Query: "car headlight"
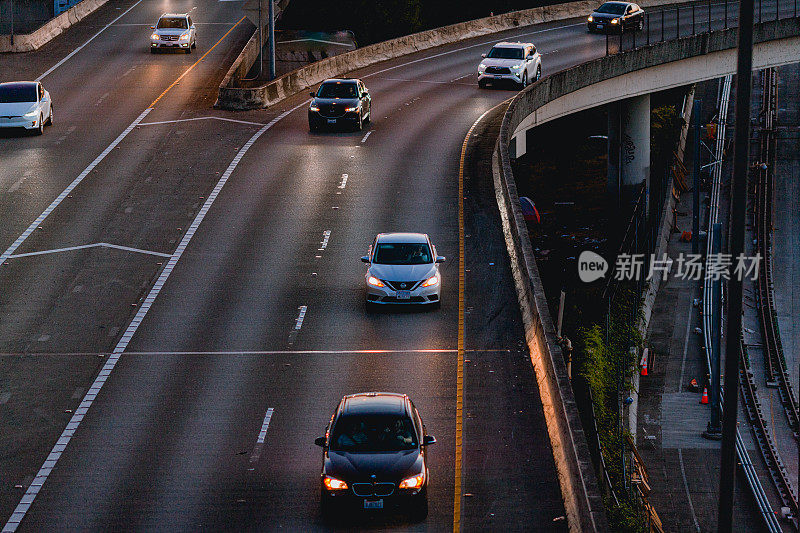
(611, 18, 619, 24)
(588, 15, 593, 22)
(511, 64, 523, 70)
(309, 106, 320, 112)
(151, 33, 160, 40)
(399, 472, 425, 490)
(344, 106, 359, 112)
(23, 109, 39, 118)
(478, 64, 486, 72)
(420, 274, 439, 288)
(367, 276, 385, 288)
(179, 33, 190, 41)
(322, 476, 348, 491)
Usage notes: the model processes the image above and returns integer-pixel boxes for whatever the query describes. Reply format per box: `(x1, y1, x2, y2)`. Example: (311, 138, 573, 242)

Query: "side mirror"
(481, 53, 487, 58)
(309, 91, 316, 98)
(360, 256, 370, 263)
(422, 435, 437, 446)
(314, 437, 327, 447)
(435, 256, 446, 263)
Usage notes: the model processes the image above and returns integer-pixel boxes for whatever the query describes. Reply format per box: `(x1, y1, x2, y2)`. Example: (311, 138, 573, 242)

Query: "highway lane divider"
(216, 0, 697, 110)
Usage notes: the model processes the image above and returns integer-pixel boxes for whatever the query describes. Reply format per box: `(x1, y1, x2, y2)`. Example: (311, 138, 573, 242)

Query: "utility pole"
(258, 0, 262, 78)
(718, 0, 754, 529)
(268, 0, 275, 80)
(692, 99, 701, 255)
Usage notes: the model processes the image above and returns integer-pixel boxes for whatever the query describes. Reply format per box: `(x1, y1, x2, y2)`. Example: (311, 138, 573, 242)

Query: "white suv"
(478, 42, 542, 89)
(150, 13, 196, 54)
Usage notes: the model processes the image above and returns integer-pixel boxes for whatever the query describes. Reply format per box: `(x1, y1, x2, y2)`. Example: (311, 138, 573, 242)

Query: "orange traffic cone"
(700, 386, 709, 404)
(640, 349, 648, 376)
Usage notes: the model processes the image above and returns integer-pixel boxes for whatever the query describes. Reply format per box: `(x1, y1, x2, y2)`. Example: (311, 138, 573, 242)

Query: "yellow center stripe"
(149, 16, 246, 109)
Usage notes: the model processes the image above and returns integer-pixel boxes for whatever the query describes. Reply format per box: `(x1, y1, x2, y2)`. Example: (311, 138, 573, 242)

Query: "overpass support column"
(608, 94, 651, 208)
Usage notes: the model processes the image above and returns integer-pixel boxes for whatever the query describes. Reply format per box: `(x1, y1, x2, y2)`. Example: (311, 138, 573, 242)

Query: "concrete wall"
(493, 17, 800, 533)
(216, 0, 695, 110)
(0, 0, 109, 52)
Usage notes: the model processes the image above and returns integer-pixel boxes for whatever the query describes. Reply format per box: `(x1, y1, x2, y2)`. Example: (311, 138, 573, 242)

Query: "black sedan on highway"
(309, 78, 372, 132)
(587, 1, 645, 33)
(314, 392, 435, 521)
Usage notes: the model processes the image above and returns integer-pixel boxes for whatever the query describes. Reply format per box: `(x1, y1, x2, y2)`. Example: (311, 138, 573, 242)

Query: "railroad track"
(755, 67, 800, 437)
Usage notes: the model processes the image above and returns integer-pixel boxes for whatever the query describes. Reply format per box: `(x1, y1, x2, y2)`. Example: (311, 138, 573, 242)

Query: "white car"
(361, 233, 445, 308)
(477, 41, 542, 89)
(0, 81, 53, 135)
(150, 13, 197, 53)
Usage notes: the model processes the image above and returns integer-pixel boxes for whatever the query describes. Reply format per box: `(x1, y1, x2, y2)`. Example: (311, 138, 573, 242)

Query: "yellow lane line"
(149, 16, 246, 109)
(453, 97, 514, 533)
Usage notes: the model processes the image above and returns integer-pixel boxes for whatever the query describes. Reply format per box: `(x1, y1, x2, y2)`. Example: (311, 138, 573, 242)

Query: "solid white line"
(449, 73, 473, 82)
(138, 116, 266, 127)
(7, 242, 171, 259)
(36, 0, 144, 81)
(277, 38, 355, 47)
(1, 100, 308, 533)
(0, 109, 151, 268)
(678, 448, 702, 532)
(318, 230, 331, 251)
(338, 173, 348, 189)
(360, 131, 372, 143)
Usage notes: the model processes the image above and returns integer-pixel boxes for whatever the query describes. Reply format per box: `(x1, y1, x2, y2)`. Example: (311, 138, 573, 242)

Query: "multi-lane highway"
(0, 1, 766, 530)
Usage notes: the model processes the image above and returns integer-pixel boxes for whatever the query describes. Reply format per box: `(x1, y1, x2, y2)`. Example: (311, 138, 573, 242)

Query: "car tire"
(356, 113, 363, 131)
(191, 41, 196, 49)
(520, 71, 528, 89)
(35, 115, 44, 136)
(430, 300, 441, 310)
(364, 110, 370, 124)
(47, 106, 53, 126)
(320, 492, 337, 522)
(409, 494, 429, 522)
(185, 47, 191, 54)
(478, 79, 487, 89)
(150, 48, 157, 54)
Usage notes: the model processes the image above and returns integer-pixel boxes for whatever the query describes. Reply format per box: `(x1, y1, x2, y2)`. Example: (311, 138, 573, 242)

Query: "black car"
(314, 392, 435, 520)
(587, 1, 644, 33)
(308, 78, 372, 132)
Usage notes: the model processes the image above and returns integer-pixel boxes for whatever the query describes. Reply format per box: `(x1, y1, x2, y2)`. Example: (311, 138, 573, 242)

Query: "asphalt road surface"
(0, 1, 774, 530)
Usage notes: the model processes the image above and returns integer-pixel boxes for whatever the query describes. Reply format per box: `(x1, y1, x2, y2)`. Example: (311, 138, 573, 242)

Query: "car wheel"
(47, 106, 53, 126)
(185, 47, 191, 54)
(520, 71, 528, 88)
(478, 79, 487, 89)
(35, 115, 44, 135)
(430, 300, 441, 310)
(150, 48, 157, 54)
(364, 110, 370, 124)
(536, 65, 541, 81)
(191, 41, 196, 49)
(409, 494, 428, 522)
(356, 113, 363, 131)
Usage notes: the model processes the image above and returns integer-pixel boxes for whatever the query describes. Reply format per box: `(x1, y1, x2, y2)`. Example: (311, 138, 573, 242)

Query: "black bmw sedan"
(587, 1, 645, 33)
(308, 78, 372, 132)
(314, 392, 435, 521)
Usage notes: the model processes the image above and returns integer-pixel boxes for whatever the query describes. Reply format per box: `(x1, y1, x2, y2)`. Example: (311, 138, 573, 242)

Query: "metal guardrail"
(606, 0, 799, 54)
(701, 74, 783, 532)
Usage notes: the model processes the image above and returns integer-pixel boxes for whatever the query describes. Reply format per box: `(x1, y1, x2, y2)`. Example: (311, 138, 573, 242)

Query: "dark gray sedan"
(587, 1, 645, 33)
(309, 78, 372, 132)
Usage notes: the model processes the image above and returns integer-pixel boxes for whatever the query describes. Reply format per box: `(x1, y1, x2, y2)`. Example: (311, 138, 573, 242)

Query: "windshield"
(316, 82, 358, 99)
(487, 47, 523, 60)
(0, 85, 37, 103)
(331, 415, 418, 452)
(596, 3, 627, 14)
(373, 243, 432, 265)
(157, 17, 188, 29)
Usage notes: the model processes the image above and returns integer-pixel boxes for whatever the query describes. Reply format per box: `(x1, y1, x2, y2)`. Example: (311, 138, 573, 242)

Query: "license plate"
(327, 119, 337, 124)
(596, 24, 604, 28)
(396, 290, 411, 300)
(363, 499, 383, 509)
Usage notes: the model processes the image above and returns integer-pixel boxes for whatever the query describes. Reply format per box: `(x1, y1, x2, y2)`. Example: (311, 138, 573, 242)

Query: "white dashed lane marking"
(338, 173, 348, 189)
(361, 131, 372, 143)
(287, 306, 308, 346)
(248, 408, 275, 466)
(318, 230, 331, 251)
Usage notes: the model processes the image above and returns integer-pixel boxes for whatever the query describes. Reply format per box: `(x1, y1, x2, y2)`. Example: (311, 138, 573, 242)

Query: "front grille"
(485, 66, 511, 74)
(162, 35, 179, 41)
(318, 104, 347, 118)
(382, 296, 426, 303)
(352, 482, 395, 497)
(383, 280, 421, 291)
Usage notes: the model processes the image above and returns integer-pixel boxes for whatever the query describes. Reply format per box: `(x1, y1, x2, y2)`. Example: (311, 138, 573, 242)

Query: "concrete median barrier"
(0, 0, 110, 52)
(216, 0, 692, 110)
